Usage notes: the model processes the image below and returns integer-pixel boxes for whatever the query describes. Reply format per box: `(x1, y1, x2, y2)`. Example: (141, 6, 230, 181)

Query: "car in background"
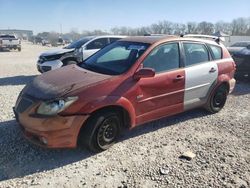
(37, 35, 126, 73)
(14, 35, 236, 152)
(227, 41, 250, 80)
(33, 36, 44, 44)
(42, 39, 50, 46)
(0, 34, 21, 51)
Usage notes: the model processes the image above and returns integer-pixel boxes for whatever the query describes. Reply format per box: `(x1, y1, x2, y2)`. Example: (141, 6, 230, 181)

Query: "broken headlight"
(37, 96, 78, 115)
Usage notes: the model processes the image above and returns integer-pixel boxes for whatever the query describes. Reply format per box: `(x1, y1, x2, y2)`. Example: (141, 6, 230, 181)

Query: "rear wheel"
(18, 47, 21, 51)
(206, 85, 228, 113)
(78, 111, 121, 152)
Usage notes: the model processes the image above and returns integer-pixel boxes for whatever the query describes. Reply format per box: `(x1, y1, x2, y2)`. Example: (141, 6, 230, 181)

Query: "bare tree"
(197, 21, 214, 34)
(187, 22, 198, 34)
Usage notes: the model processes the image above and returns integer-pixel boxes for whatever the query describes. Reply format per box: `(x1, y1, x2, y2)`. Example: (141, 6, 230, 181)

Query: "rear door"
(135, 42, 185, 124)
(182, 42, 218, 110)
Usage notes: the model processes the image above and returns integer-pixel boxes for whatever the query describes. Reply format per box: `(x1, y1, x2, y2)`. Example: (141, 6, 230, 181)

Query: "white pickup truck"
(0, 34, 21, 51)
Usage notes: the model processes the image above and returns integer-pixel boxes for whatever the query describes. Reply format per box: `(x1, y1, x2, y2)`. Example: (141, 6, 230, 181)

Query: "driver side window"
(143, 43, 180, 73)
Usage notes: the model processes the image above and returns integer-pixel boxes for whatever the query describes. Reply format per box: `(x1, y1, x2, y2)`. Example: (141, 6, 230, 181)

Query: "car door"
(135, 42, 185, 124)
(182, 42, 218, 110)
(83, 38, 109, 60)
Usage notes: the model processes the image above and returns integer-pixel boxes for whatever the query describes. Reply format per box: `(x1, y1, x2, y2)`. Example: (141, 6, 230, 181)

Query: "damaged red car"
(14, 35, 236, 152)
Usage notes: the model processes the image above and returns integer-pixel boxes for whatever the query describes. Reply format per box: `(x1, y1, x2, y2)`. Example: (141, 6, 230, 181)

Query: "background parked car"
(0, 34, 21, 51)
(37, 35, 126, 73)
(227, 41, 250, 80)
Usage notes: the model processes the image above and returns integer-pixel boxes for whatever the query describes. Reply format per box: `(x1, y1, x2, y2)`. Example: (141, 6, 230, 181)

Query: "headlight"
(37, 96, 78, 115)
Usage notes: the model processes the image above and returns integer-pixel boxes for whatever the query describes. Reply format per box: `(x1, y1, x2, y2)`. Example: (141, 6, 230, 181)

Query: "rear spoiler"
(181, 34, 225, 43)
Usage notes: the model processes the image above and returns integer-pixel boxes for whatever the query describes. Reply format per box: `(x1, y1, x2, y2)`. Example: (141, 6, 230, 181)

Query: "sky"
(0, 0, 249, 34)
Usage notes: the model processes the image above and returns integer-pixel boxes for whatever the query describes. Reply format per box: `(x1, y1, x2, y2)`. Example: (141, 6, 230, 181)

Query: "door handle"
(174, 75, 184, 81)
(209, 67, 216, 73)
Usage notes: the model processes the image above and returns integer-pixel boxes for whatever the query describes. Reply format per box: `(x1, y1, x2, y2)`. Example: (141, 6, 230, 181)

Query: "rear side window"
(208, 45, 222, 60)
(86, 38, 108, 50)
(183, 43, 209, 66)
(109, 37, 121, 43)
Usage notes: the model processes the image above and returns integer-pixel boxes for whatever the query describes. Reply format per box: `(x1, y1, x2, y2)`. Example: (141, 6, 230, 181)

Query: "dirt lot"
(0, 42, 249, 188)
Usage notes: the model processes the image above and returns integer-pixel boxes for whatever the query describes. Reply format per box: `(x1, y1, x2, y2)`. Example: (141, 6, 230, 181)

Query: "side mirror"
(133, 68, 155, 80)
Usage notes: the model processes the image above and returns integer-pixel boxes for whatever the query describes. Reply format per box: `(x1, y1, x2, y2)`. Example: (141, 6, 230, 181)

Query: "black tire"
(64, 60, 77, 66)
(206, 85, 228, 113)
(18, 47, 21, 51)
(78, 111, 121, 152)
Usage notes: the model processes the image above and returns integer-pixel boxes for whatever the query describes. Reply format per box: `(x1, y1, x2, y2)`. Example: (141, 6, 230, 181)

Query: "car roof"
(120, 35, 221, 46)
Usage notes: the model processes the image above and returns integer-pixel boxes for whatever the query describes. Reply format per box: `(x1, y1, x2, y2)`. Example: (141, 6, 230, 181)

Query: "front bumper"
(13, 98, 89, 148)
(37, 59, 63, 73)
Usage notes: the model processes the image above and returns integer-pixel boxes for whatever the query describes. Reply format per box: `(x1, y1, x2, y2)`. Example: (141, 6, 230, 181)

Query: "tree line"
(36, 17, 250, 42)
(110, 17, 250, 36)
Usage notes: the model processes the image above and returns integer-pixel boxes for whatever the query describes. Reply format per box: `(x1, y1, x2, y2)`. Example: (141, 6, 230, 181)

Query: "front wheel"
(205, 85, 228, 113)
(64, 60, 77, 66)
(78, 111, 121, 152)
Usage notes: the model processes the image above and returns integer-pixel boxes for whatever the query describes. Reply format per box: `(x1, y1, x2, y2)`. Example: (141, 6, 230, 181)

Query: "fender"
(217, 73, 231, 87)
(79, 96, 136, 127)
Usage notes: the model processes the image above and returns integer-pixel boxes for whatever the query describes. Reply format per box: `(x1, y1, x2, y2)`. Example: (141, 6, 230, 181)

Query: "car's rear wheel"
(206, 84, 228, 113)
(78, 111, 121, 152)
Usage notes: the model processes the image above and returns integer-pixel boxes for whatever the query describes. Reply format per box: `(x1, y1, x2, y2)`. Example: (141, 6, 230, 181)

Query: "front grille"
(16, 97, 33, 113)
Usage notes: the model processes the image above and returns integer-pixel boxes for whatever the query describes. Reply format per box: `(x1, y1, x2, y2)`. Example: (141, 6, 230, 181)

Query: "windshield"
(64, 37, 93, 49)
(80, 41, 149, 75)
(231, 42, 250, 47)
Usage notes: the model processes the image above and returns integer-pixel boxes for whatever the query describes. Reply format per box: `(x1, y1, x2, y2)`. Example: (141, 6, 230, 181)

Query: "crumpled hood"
(40, 48, 74, 56)
(23, 65, 112, 100)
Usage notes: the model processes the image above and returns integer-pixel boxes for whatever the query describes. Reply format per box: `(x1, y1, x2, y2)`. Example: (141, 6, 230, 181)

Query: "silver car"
(37, 35, 126, 73)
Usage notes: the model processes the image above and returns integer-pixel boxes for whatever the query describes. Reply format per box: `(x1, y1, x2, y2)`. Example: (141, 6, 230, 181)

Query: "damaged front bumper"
(13, 96, 89, 148)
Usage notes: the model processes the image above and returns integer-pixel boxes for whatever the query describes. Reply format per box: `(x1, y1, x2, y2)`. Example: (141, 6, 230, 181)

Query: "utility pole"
(60, 24, 62, 36)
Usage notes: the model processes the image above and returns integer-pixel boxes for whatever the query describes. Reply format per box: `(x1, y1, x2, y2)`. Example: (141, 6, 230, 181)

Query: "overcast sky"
(0, 0, 249, 34)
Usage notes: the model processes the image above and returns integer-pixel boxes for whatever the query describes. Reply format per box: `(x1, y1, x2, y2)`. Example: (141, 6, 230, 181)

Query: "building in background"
(0, 29, 33, 40)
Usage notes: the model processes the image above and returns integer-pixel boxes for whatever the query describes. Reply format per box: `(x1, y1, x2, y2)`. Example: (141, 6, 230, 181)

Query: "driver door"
(135, 42, 185, 124)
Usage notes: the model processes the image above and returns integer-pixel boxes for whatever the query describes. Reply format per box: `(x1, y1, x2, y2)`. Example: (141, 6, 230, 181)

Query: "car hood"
(23, 65, 112, 100)
(228, 47, 250, 56)
(227, 47, 245, 54)
(40, 48, 75, 56)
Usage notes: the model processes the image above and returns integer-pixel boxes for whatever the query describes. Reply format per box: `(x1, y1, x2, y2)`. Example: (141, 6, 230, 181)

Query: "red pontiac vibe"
(14, 35, 236, 152)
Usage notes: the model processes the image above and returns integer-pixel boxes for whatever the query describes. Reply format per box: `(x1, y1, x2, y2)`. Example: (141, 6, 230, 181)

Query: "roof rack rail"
(181, 34, 225, 43)
(144, 33, 166, 36)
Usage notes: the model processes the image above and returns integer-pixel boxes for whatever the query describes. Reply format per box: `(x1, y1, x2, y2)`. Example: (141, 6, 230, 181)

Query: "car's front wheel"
(79, 111, 121, 152)
(205, 84, 228, 113)
(64, 60, 77, 66)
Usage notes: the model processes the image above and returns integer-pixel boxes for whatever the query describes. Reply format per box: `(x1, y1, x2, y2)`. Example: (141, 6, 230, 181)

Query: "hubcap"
(97, 116, 118, 149)
(213, 90, 226, 108)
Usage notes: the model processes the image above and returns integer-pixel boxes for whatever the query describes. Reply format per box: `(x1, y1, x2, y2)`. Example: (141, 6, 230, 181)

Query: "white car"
(0, 34, 21, 51)
(37, 35, 126, 73)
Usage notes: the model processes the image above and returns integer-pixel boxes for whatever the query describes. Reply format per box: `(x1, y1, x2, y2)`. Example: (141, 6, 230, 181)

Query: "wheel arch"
(62, 57, 78, 65)
(77, 104, 132, 147)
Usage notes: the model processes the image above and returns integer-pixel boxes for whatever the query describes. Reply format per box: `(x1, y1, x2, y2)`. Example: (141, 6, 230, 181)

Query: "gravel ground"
(0, 42, 249, 188)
